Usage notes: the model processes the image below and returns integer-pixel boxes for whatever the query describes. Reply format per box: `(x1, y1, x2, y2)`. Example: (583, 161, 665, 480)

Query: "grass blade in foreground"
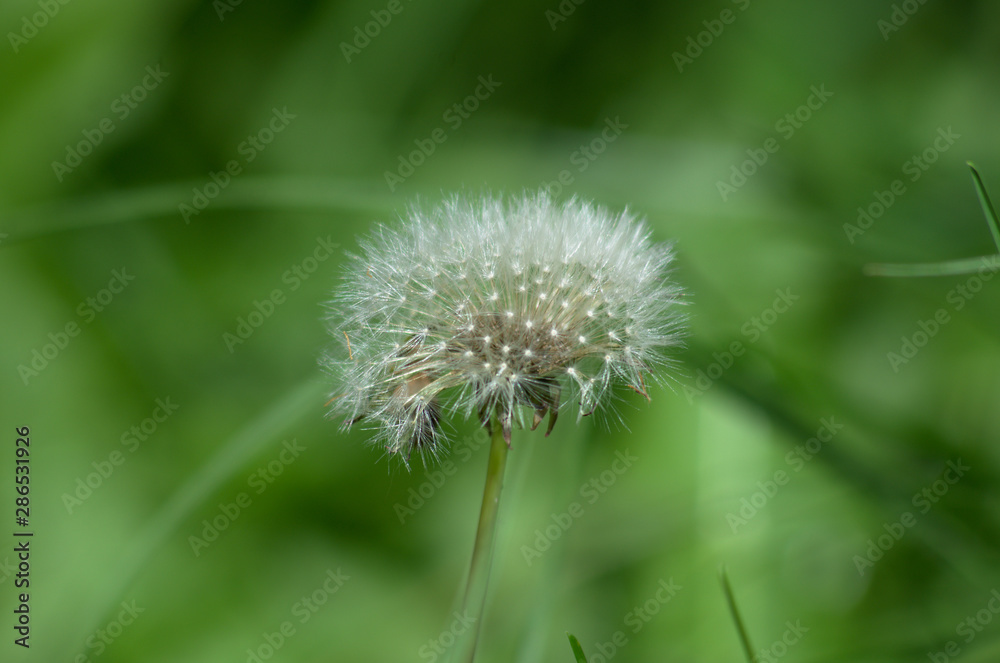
(866, 163, 1000, 277)
(567, 633, 589, 663)
(720, 566, 756, 663)
(968, 161, 1000, 252)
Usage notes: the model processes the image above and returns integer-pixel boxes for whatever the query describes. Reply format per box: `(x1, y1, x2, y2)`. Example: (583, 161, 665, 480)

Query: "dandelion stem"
(459, 418, 510, 663)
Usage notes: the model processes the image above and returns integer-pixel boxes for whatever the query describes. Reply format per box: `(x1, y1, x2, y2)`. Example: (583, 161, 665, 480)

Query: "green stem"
(458, 418, 510, 663)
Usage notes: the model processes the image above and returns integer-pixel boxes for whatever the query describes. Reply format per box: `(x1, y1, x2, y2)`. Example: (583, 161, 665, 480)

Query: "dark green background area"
(3, 1, 1000, 661)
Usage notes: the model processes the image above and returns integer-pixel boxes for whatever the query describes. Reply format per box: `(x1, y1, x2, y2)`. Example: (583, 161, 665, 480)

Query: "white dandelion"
(324, 191, 685, 467)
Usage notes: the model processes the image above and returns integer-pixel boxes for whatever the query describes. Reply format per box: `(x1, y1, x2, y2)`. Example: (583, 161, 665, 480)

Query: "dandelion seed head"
(323, 191, 685, 468)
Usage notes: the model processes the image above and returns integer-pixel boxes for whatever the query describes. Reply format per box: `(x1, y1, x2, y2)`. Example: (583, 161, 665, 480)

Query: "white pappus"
(323, 191, 686, 468)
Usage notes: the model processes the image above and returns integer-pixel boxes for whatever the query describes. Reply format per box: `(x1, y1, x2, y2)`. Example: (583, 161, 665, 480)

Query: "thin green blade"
(719, 566, 755, 663)
(968, 161, 1000, 252)
(864, 254, 997, 277)
(567, 633, 589, 663)
(865, 165, 1000, 277)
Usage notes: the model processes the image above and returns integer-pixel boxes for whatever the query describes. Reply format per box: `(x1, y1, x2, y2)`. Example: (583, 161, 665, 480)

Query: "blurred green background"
(3, 0, 1000, 661)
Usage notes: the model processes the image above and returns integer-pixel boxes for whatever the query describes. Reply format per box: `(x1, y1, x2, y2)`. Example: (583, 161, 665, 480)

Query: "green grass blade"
(719, 566, 755, 663)
(1, 176, 393, 246)
(72, 376, 328, 661)
(967, 161, 1000, 252)
(864, 254, 996, 277)
(865, 165, 1000, 277)
(567, 633, 589, 663)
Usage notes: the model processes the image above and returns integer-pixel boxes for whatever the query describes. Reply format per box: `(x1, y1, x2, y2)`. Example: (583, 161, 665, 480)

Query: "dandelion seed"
(342, 331, 353, 360)
(322, 191, 686, 467)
